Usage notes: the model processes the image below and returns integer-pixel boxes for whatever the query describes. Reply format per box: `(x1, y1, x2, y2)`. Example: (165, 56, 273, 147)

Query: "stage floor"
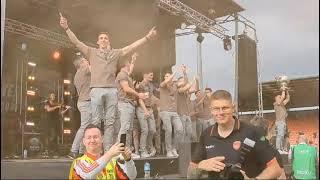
(2, 156, 179, 179)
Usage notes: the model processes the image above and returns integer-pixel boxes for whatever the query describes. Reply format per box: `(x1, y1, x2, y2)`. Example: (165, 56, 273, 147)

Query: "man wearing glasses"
(188, 90, 282, 179)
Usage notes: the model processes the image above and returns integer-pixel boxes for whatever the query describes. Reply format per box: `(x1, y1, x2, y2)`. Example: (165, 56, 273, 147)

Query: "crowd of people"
(31, 13, 320, 179)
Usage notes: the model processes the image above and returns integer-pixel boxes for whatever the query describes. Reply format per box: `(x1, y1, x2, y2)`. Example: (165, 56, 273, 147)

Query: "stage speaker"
(238, 34, 258, 112)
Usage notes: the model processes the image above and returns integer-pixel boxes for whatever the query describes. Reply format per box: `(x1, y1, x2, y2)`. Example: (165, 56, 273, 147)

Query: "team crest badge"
(233, 141, 241, 150)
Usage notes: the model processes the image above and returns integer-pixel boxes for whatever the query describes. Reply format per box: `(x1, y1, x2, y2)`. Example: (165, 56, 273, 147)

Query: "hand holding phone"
(120, 134, 126, 147)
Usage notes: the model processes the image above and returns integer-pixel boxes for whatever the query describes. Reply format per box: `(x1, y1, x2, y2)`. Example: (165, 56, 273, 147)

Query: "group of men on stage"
(38, 12, 318, 180)
(57, 13, 216, 160)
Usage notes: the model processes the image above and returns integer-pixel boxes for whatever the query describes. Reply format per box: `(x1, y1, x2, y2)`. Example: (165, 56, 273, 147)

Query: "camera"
(218, 138, 256, 179)
(218, 163, 244, 180)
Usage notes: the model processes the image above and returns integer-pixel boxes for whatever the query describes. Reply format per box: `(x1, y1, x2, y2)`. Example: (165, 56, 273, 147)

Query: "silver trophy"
(275, 75, 290, 91)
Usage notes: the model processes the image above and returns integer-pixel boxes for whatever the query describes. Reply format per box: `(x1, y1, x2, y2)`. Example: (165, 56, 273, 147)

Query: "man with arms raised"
(60, 13, 156, 151)
(159, 66, 189, 157)
(274, 90, 290, 153)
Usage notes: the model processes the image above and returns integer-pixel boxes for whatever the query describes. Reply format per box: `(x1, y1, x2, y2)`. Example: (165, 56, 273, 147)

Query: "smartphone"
(120, 134, 126, 147)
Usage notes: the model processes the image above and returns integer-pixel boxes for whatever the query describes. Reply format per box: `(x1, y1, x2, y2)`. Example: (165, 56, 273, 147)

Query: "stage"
(2, 153, 303, 179)
(1, 156, 180, 179)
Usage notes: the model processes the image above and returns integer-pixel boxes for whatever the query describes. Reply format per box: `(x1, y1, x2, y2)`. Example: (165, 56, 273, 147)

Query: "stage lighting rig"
(223, 36, 232, 51)
(196, 33, 204, 43)
(158, 0, 227, 39)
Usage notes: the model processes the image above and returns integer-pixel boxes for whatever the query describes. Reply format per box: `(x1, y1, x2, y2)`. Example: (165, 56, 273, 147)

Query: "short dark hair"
(205, 88, 212, 92)
(98, 31, 110, 37)
(210, 90, 232, 102)
(84, 124, 102, 135)
(142, 69, 153, 75)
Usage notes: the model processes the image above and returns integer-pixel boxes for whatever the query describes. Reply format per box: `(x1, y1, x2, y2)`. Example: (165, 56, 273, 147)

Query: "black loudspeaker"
(238, 34, 258, 112)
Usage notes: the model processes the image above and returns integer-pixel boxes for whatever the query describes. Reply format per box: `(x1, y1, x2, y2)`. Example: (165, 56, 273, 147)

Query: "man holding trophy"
(274, 76, 290, 153)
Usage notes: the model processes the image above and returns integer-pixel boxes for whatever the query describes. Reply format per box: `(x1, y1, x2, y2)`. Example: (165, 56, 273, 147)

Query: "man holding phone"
(120, 133, 127, 146)
(69, 124, 137, 179)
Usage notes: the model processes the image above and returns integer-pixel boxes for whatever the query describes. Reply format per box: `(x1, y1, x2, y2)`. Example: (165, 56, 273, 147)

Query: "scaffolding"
(158, 0, 227, 39)
(159, 0, 263, 116)
(4, 18, 96, 48)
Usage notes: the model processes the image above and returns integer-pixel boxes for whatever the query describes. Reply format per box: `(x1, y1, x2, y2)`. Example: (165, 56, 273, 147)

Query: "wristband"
(65, 27, 69, 31)
(145, 36, 150, 41)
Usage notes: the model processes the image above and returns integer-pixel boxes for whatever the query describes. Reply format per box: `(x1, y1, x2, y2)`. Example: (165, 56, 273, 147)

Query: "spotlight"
(53, 51, 61, 60)
(28, 62, 36, 67)
(27, 106, 35, 112)
(208, 9, 215, 15)
(180, 22, 187, 30)
(27, 90, 36, 96)
(63, 79, 71, 84)
(64, 117, 70, 122)
(26, 121, 35, 126)
(28, 76, 35, 81)
(223, 36, 232, 51)
(64, 129, 71, 134)
(64, 91, 71, 96)
(197, 33, 204, 43)
(21, 43, 27, 51)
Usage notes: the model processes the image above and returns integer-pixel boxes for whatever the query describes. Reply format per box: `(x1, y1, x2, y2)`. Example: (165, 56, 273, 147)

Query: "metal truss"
(158, 0, 228, 39)
(257, 50, 264, 117)
(5, 18, 96, 48)
(5, 18, 73, 48)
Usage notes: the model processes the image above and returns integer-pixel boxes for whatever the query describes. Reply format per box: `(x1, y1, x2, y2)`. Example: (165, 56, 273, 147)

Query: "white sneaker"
(141, 151, 151, 158)
(149, 148, 156, 157)
(131, 153, 140, 159)
(166, 151, 175, 157)
(171, 149, 179, 157)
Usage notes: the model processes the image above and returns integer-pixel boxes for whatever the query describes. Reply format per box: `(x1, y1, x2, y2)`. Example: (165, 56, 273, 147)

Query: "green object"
(292, 144, 317, 179)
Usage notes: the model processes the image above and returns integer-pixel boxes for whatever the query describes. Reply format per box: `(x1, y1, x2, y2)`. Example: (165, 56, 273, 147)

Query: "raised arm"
(189, 77, 199, 94)
(59, 12, 89, 57)
(73, 143, 124, 179)
(160, 71, 177, 88)
(120, 27, 157, 57)
(117, 147, 137, 179)
(129, 53, 138, 75)
(181, 65, 188, 86)
(279, 90, 286, 102)
(195, 91, 206, 107)
(178, 77, 196, 93)
(283, 91, 290, 105)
